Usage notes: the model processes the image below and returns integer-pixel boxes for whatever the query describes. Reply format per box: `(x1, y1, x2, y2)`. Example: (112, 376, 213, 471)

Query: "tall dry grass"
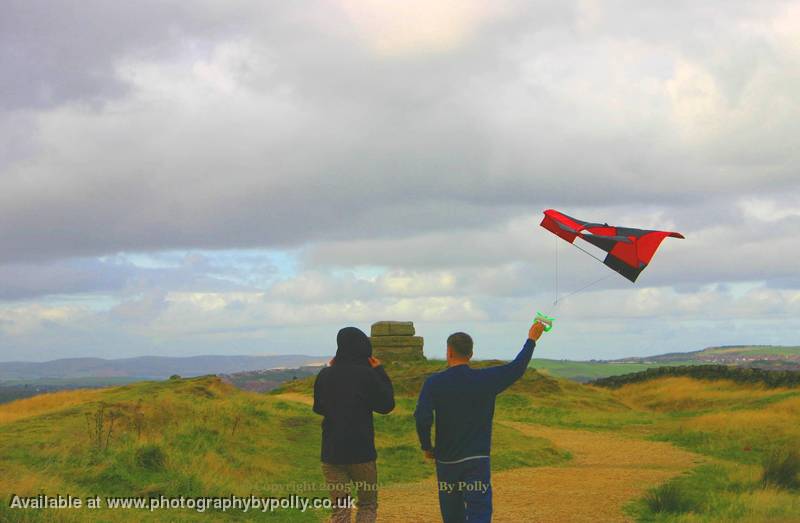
(0, 388, 107, 424)
(613, 377, 794, 412)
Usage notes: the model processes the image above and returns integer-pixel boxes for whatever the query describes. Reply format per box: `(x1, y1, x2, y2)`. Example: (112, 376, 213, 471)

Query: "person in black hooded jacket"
(313, 326, 395, 523)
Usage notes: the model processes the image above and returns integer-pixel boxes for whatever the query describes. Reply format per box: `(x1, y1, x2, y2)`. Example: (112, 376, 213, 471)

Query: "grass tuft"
(643, 481, 700, 514)
(762, 448, 800, 490)
(134, 444, 166, 472)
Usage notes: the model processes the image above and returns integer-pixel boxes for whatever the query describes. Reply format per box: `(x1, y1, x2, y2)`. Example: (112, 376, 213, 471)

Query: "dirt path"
(273, 392, 314, 406)
(378, 422, 705, 523)
(273, 393, 705, 522)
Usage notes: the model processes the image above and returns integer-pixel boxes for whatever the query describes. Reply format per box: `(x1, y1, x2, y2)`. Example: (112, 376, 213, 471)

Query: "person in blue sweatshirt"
(414, 320, 546, 522)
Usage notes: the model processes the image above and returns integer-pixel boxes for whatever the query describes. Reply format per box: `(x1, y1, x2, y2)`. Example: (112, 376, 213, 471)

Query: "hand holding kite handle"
(529, 321, 545, 341)
(535, 311, 554, 332)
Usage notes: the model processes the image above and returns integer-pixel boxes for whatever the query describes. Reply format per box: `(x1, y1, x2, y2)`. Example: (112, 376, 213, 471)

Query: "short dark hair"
(447, 332, 473, 358)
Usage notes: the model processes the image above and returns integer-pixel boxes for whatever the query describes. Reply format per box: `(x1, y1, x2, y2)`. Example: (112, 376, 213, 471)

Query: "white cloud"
(336, 0, 511, 56)
(740, 197, 800, 222)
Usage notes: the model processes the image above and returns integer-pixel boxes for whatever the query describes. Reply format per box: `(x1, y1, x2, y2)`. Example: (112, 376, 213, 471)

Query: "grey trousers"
(321, 460, 378, 523)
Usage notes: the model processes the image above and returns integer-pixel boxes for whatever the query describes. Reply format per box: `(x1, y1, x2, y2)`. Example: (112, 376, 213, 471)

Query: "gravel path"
(272, 393, 705, 522)
(377, 422, 704, 522)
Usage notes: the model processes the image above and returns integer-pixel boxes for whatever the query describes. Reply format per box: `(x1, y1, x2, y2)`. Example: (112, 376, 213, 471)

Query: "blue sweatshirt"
(414, 339, 535, 462)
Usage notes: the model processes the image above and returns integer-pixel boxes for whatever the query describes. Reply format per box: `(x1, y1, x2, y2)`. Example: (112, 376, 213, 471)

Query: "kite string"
(554, 273, 615, 306)
(554, 235, 611, 307)
(554, 235, 559, 306)
(569, 239, 606, 264)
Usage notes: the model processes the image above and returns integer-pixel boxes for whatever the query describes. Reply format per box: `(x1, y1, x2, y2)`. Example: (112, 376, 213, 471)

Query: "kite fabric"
(540, 209, 684, 283)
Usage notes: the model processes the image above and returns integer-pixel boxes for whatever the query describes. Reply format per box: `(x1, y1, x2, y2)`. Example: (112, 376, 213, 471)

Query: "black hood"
(334, 327, 372, 366)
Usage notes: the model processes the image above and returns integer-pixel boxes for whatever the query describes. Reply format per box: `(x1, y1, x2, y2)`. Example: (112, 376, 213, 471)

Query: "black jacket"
(313, 327, 395, 464)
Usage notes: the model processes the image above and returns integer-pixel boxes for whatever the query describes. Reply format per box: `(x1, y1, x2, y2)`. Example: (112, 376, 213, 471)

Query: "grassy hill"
(1, 358, 799, 521)
(0, 377, 146, 404)
(0, 368, 566, 522)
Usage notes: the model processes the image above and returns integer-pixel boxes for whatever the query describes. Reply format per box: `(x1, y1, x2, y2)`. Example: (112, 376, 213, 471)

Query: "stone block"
(373, 345, 425, 362)
(371, 321, 415, 337)
(369, 336, 423, 348)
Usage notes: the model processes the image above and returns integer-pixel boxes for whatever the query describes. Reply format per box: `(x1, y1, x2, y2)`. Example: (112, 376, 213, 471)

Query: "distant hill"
(0, 354, 327, 381)
(532, 345, 800, 382)
(592, 364, 800, 389)
(220, 365, 322, 393)
(611, 345, 800, 369)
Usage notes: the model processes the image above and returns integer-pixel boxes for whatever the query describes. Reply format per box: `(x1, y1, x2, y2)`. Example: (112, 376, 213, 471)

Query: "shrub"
(762, 449, 800, 490)
(644, 481, 700, 514)
(85, 402, 120, 454)
(592, 365, 800, 389)
(135, 444, 167, 471)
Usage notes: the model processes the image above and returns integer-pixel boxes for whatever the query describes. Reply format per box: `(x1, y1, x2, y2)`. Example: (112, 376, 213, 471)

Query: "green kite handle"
(535, 311, 555, 332)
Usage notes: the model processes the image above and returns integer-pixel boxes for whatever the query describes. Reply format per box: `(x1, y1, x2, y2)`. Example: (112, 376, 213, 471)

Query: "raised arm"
(414, 377, 435, 454)
(480, 321, 545, 394)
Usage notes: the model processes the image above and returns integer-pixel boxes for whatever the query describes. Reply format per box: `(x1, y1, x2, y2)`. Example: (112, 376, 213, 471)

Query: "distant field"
(0, 377, 144, 387)
(221, 366, 320, 392)
(700, 345, 800, 357)
(626, 345, 800, 363)
(530, 358, 695, 382)
(0, 377, 146, 404)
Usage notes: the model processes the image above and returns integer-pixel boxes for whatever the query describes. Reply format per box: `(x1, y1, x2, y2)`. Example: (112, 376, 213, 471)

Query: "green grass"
(761, 449, 800, 491)
(2, 358, 799, 522)
(626, 463, 800, 522)
(627, 465, 737, 521)
(0, 377, 327, 521)
(494, 392, 661, 431)
(0, 370, 571, 522)
(643, 480, 702, 514)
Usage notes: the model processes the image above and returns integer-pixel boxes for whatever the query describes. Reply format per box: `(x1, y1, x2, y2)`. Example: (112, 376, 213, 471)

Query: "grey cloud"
(2, 1, 799, 266)
(0, 253, 262, 301)
(0, 258, 129, 300)
(0, 0, 253, 109)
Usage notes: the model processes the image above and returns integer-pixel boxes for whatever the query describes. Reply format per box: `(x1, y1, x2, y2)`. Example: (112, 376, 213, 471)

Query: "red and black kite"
(540, 209, 684, 282)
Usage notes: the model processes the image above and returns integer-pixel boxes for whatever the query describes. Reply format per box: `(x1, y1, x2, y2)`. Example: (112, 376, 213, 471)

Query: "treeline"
(591, 365, 800, 389)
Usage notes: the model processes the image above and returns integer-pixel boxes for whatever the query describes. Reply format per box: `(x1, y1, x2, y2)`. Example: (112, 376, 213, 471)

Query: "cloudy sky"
(1, 0, 799, 362)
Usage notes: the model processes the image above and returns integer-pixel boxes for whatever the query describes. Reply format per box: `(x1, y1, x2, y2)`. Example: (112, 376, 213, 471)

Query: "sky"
(1, 0, 799, 362)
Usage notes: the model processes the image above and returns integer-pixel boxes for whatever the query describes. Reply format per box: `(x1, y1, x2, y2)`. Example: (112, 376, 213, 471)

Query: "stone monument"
(370, 321, 425, 362)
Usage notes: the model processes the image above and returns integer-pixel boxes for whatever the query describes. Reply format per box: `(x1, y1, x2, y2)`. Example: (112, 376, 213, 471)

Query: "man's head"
(446, 332, 473, 365)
